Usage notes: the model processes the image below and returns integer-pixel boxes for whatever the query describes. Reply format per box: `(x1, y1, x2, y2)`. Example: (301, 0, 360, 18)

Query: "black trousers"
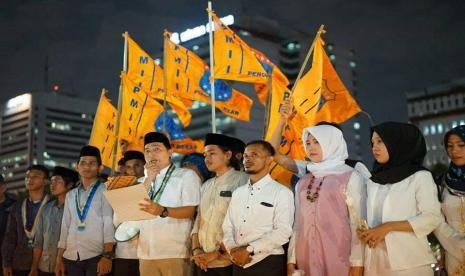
(196, 265, 233, 276)
(113, 258, 140, 276)
(232, 255, 285, 276)
(64, 256, 101, 276)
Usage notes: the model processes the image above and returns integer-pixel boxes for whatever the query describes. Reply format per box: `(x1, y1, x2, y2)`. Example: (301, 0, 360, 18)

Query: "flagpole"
(111, 31, 128, 174)
(207, 1, 217, 133)
(262, 70, 273, 139)
(289, 25, 325, 96)
(162, 31, 169, 133)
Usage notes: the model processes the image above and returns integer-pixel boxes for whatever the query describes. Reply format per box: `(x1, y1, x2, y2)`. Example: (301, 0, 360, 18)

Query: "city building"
(0, 92, 96, 191)
(406, 77, 465, 168)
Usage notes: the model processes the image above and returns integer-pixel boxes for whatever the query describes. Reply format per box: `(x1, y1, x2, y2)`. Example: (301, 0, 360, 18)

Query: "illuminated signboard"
(4, 93, 31, 116)
(170, 15, 234, 44)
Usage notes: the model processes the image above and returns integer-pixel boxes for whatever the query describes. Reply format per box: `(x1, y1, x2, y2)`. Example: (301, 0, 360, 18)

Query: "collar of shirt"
(156, 163, 172, 178)
(78, 179, 100, 192)
(216, 167, 235, 181)
(247, 174, 272, 191)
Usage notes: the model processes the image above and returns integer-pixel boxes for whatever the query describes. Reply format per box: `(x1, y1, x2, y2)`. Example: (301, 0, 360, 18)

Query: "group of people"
(1, 100, 465, 276)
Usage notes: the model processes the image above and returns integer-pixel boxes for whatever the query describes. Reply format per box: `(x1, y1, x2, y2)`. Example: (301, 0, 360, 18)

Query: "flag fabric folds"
(125, 33, 192, 127)
(120, 73, 165, 151)
(212, 12, 271, 84)
(164, 35, 253, 121)
(89, 92, 120, 168)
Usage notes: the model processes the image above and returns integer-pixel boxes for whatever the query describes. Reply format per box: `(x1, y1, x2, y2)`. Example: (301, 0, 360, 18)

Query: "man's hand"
(230, 247, 251, 267)
(144, 160, 162, 182)
(139, 198, 163, 216)
(192, 251, 220, 272)
(97, 256, 112, 276)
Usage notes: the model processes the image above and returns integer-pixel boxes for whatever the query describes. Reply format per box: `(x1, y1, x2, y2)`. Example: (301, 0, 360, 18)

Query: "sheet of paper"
(103, 184, 155, 222)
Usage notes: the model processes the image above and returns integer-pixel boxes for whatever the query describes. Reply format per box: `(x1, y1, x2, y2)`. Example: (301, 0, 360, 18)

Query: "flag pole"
(262, 69, 273, 139)
(111, 31, 128, 174)
(207, 1, 217, 133)
(289, 25, 325, 97)
(162, 31, 169, 133)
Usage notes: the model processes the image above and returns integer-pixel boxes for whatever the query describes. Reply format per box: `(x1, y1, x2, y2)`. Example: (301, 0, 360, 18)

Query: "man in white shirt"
(222, 140, 294, 276)
(138, 132, 201, 276)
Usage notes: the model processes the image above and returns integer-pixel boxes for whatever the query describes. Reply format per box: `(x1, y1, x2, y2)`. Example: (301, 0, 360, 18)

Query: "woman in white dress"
(358, 122, 442, 275)
(434, 125, 465, 275)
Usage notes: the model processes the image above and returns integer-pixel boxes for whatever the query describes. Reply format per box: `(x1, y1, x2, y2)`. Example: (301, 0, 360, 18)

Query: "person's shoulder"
(410, 169, 434, 182)
(269, 178, 293, 194)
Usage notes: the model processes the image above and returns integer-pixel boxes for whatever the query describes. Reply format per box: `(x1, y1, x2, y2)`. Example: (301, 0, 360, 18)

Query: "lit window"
(43, 152, 50, 159)
(287, 43, 296, 51)
(423, 126, 429, 136)
(437, 123, 443, 134)
(239, 30, 250, 36)
(349, 61, 357, 68)
(192, 45, 199, 51)
(51, 122, 71, 131)
(81, 113, 87, 119)
(353, 122, 360, 130)
(155, 58, 161, 65)
(430, 125, 436, 135)
(329, 54, 336, 61)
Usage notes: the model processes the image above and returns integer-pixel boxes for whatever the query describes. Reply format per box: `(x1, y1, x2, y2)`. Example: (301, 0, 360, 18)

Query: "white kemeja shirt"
(222, 174, 294, 268)
(137, 165, 201, 260)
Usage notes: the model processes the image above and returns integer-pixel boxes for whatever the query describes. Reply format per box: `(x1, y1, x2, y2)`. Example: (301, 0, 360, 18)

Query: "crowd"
(1, 100, 465, 276)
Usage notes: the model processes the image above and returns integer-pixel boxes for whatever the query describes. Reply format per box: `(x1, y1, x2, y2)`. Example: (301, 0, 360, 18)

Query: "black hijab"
(444, 125, 465, 192)
(370, 122, 427, 184)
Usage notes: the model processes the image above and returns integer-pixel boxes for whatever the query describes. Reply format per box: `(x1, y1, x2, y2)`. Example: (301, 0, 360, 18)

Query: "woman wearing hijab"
(433, 125, 465, 274)
(287, 124, 366, 276)
(358, 122, 442, 275)
(191, 134, 249, 276)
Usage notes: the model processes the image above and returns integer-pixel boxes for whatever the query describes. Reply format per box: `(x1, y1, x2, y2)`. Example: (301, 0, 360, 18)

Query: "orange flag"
(164, 35, 253, 121)
(212, 12, 271, 84)
(313, 46, 361, 123)
(292, 34, 360, 124)
(89, 91, 121, 168)
(119, 73, 165, 149)
(171, 139, 205, 154)
(252, 48, 289, 105)
(125, 33, 192, 127)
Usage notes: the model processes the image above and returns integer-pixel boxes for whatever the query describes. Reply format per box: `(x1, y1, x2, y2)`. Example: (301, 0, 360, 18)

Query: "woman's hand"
(358, 223, 392, 248)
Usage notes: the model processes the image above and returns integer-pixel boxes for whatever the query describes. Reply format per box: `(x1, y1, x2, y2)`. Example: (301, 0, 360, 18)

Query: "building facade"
(406, 77, 465, 168)
(0, 92, 96, 191)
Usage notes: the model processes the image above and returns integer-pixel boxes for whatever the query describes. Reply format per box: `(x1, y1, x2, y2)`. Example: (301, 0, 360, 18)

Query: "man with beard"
(222, 140, 294, 276)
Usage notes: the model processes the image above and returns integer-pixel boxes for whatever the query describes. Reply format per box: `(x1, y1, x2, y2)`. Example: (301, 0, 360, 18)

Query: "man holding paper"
(138, 132, 201, 276)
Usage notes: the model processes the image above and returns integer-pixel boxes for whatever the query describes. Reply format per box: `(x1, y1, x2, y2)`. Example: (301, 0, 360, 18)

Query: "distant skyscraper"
(406, 77, 465, 167)
(0, 92, 96, 191)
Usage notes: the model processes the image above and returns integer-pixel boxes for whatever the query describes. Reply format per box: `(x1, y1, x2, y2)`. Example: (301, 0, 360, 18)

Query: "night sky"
(1, 0, 465, 125)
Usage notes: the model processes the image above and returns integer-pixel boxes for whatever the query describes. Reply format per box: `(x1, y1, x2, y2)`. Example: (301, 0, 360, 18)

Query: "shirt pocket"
(251, 201, 275, 228)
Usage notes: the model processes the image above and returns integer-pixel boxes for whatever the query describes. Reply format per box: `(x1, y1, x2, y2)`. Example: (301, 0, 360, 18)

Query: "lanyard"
(149, 164, 176, 203)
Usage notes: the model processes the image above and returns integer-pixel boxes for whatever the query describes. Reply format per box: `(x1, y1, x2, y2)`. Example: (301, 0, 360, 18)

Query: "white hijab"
(302, 125, 353, 178)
